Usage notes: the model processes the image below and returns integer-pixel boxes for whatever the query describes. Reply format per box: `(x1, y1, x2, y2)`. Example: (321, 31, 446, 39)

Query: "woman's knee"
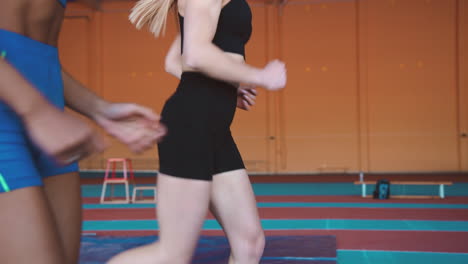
(233, 228, 265, 259)
(252, 230, 266, 257)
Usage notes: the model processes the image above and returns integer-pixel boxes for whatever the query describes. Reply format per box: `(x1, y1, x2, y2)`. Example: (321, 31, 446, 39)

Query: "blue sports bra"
(58, 0, 67, 8)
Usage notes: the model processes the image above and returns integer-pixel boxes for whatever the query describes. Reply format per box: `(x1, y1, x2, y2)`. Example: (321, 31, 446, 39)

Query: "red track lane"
(82, 196, 468, 204)
(81, 230, 468, 253)
(83, 207, 468, 221)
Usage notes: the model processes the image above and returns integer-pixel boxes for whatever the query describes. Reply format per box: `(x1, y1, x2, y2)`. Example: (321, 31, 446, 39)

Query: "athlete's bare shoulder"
(0, 0, 64, 45)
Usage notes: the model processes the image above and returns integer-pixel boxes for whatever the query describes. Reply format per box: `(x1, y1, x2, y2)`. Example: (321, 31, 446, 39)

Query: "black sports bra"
(179, 0, 252, 58)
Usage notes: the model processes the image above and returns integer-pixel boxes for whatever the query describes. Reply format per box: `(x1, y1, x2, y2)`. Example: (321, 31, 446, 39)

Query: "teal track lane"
(83, 219, 468, 232)
(82, 183, 468, 197)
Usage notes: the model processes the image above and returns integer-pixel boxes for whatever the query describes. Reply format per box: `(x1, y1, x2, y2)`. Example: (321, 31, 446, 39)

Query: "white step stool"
(100, 158, 134, 204)
(132, 186, 157, 204)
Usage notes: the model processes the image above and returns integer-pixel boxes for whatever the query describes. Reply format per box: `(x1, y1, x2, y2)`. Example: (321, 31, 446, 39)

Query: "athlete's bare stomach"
(0, 0, 65, 46)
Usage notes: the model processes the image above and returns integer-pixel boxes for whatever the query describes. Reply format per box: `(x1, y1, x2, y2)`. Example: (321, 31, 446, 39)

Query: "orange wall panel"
(459, 0, 468, 170)
(280, 1, 360, 173)
(60, 17, 90, 86)
(366, 0, 459, 171)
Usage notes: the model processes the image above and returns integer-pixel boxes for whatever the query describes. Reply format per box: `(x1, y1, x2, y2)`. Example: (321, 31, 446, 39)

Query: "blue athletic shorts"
(0, 29, 79, 193)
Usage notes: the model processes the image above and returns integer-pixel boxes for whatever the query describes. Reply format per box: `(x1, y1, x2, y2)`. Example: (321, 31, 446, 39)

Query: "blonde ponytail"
(129, 0, 175, 38)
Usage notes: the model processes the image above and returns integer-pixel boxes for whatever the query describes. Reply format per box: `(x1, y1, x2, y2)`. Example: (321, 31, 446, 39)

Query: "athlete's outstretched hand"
(258, 60, 287, 91)
(24, 104, 106, 165)
(93, 103, 167, 153)
(237, 84, 257, 111)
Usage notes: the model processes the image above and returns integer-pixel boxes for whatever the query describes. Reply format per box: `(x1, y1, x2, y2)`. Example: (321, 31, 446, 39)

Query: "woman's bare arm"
(182, 0, 285, 90)
(62, 70, 108, 119)
(0, 59, 51, 119)
(165, 34, 183, 79)
(62, 70, 166, 153)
